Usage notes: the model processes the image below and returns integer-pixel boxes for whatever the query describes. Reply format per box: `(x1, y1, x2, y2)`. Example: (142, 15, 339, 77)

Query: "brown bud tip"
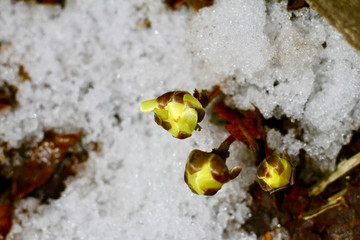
(229, 166, 242, 180)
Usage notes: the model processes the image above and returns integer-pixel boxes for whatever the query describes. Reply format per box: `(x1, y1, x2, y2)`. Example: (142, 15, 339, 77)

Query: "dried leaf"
(18, 65, 31, 82)
(185, 0, 213, 11)
(30, 143, 88, 202)
(136, 19, 151, 30)
(287, 0, 309, 11)
(164, 0, 213, 11)
(0, 130, 88, 239)
(14, 0, 65, 8)
(11, 131, 81, 200)
(164, 0, 186, 9)
(244, 183, 282, 236)
(36, 0, 65, 6)
(0, 83, 18, 111)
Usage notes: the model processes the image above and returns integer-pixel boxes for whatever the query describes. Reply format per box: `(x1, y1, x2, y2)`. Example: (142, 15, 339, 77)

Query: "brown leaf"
(18, 65, 31, 82)
(0, 130, 88, 238)
(287, 0, 309, 11)
(164, 0, 186, 9)
(30, 142, 88, 203)
(14, 0, 65, 8)
(321, 41, 327, 49)
(164, 0, 213, 11)
(0, 83, 18, 111)
(36, 0, 65, 6)
(185, 0, 213, 11)
(11, 131, 81, 200)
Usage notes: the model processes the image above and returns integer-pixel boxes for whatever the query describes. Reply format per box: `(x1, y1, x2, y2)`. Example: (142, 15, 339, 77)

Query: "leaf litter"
(0, 130, 89, 239)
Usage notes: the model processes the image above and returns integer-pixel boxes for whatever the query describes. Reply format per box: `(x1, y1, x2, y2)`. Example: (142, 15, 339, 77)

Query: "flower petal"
(140, 99, 158, 113)
(181, 108, 198, 132)
(154, 108, 169, 120)
(165, 102, 184, 121)
(183, 93, 203, 109)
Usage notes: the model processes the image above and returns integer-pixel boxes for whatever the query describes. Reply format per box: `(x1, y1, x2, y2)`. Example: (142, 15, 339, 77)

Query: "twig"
(299, 188, 348, 220)
(309, 152, 360, 196)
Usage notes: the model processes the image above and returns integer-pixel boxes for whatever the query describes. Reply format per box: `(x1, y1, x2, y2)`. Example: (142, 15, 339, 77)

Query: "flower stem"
(219, 135, 236, 151)
(212, 135, 236, 161)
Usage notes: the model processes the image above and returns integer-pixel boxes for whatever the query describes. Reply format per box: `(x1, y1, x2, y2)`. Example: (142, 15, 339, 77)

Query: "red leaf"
(214, 103, 260, 152)
(225, 123, 248, 142)
(225, 120, 259, 153)
(214, 103, 238, 123)
(0, 201, 12, 239)
(240, 118, 260, 139)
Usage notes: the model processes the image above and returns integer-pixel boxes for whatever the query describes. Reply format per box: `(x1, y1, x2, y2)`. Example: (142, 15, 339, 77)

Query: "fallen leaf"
(322, 41, 327, 49)
(0, 83, 18, 111)
(0, 130, 89, 239)
(0, 201, 11, 239)
(164, 0, 213, 11)
(185, 0, 213, 11)
(164, 0, 186, 9)
(287, 0, 309, 11)
(14, 0, 65, 7)
(30, 142, 89, 203)
(18, 65, 31, 82)
(11, 131, 81, 200)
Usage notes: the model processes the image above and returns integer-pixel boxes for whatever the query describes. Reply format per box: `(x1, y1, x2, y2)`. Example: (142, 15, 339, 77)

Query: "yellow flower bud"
(140, 91, 205, 139)
(257, 152, 295, 194)
(184, 149, 242, 195)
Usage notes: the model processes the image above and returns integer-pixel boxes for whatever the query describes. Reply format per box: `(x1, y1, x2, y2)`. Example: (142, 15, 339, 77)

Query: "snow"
(189, 0, 360, 171)
(0, 0, 358, 239)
